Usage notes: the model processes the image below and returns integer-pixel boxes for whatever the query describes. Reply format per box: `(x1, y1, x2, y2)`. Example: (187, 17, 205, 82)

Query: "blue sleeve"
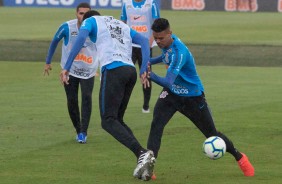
(152, 0, 160, 19)
(63, 29, 89, 71)
(131, 30, 150, 75)
(120, 4, 127, 21)
(168, 47, 187, 76)
(150, 71, 177, 89)
(45, 23, 68, 64)
(81, 17, 97, 43)
(150, 55, 162, 65)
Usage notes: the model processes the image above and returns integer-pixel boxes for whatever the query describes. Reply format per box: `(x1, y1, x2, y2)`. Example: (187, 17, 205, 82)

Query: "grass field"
(0, 8, 282, 66)
(0, 7, 282, 184)
(1, 62, 281, 184)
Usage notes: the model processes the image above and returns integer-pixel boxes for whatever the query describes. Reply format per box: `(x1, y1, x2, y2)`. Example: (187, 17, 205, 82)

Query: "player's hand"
(44, 64, 52, 76)
(141, 72, 150, 89)
(60, 70, 69, 85)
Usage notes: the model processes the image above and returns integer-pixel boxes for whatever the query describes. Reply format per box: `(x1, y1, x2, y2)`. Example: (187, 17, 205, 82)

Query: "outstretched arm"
(149, 70, 177, 89)
(150, 55, 162, 65)
(44, 24, 66, 76)
(131, 31, 150, 76)
(60, 29, 89, 84)
(131, 31, 151, 88)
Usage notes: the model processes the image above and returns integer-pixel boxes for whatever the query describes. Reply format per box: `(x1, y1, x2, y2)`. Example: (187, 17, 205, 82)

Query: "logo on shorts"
(159, 91, 168, 99)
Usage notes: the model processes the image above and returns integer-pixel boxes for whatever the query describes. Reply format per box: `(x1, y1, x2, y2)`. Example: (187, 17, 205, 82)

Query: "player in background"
(44, 3, 98, 143)
(120, 0, 160, 113)
(146, 18, 255, 178)
(60, 10, 155, 181)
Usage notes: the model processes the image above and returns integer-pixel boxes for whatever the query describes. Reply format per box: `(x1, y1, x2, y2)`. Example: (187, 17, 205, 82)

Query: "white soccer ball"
(203, 136, 226, 160)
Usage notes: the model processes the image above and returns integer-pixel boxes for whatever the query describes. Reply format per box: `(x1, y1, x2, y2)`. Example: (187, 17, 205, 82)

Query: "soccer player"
(146, 18, 255, 178)
(120, 0, 160, 113)
(44, 3, 98, 143)
(60, 10, 155, 181)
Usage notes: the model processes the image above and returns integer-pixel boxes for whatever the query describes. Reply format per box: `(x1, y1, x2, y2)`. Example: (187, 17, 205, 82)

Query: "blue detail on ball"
(204, 136, 225, 159)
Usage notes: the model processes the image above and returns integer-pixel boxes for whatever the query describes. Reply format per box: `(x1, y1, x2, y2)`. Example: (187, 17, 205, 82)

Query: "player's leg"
(131, 47, 138, 65)
(147, 89, 177, 158)
(79, 76, 94, 141)
(136, 47, 152, 113)
(99, 66, 144, 156)
(64, 75, 81, 135)
(116, 68, 137, 137)
(179, 94, 241, 158)
(180, 93, 254, 176)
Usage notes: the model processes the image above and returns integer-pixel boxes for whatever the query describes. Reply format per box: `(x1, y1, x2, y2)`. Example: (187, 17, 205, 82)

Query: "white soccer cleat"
(133, 150, 155, 180)
(141, 157, 156, 181)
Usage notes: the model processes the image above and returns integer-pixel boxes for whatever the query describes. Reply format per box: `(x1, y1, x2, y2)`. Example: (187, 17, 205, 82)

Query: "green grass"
(1, 8, 282, 65)
(1, 8, 282, 45)
(0, 7, 281, 184)
(1, 62, 282, 184)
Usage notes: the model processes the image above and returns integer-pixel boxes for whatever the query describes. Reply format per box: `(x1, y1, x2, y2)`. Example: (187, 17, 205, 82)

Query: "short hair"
(83, 10, 101, 21)
(151, 18, 170, 32)
(76, 2, 91, 12)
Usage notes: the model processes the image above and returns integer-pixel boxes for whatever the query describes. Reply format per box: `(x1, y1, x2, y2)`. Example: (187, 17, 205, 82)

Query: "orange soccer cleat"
(237, 153, 255, 177)
(151, 172, 156, 180)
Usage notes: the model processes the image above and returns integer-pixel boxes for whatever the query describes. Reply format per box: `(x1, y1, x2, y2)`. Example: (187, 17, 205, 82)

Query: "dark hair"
(151, 18, 170, 32)
(83, 10, 101, 21)
(76, 2, 91, 12)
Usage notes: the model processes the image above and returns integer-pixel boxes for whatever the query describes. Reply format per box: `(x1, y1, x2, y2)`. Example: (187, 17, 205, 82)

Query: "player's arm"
(150, 48, 187, 89)
(149, 0, 161, 47)
(63, 30, 88, 72)
(61, 18, 96, 84)
(60, 29, 88, 84)
(152, 0, 160, 19)
(131, 30, 150, 76)
(131, 29, 150, 87)
(44, 23, 67, 76)
(120, 3, 127, 23)
(150, 55, 162, 65)
(149, 72, 176, 89)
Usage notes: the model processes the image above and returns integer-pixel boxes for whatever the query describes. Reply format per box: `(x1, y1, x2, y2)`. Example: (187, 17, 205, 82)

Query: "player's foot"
(142, 108, 150, 113)
(141, 160, 156, 181)
(237, 153, 255, 177)
(151, 172, 156, 180)
(133, 150, 155, 180)
(77, 132, 87, 144)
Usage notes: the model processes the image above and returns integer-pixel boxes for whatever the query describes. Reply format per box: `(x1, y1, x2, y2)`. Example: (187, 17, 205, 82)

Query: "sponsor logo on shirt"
(71, 31, 78, 36)
(131, 25, 148, 33)
(171, 84, 189, 95)
(75, 54, 93, 64)
(134, 16, 141, 20)
(72, 67, 91, 78)
(130, 15, 147, 22)
(104, 17, 125, 44)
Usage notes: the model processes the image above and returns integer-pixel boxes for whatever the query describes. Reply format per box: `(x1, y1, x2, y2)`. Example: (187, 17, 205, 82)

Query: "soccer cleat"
(77, 132, 87, 144)
(237, 153, 255, 177)
(141, 164, 156, 181)
(142, 108, 150, 113)
(133, 150, 155, 180)
(151, 172, 156, 180)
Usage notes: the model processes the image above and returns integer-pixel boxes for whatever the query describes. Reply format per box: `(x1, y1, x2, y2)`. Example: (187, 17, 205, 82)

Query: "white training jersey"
(122, 0, 157, 47)
(92, 16, 134, 69)
(61, 19, 98, 79)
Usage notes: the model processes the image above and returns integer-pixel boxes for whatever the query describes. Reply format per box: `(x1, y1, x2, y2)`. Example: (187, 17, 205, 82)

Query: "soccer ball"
(203, 136, 226, 160)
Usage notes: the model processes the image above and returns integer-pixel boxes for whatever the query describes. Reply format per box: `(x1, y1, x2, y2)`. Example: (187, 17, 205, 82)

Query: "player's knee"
(101, 116, 114, 131)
